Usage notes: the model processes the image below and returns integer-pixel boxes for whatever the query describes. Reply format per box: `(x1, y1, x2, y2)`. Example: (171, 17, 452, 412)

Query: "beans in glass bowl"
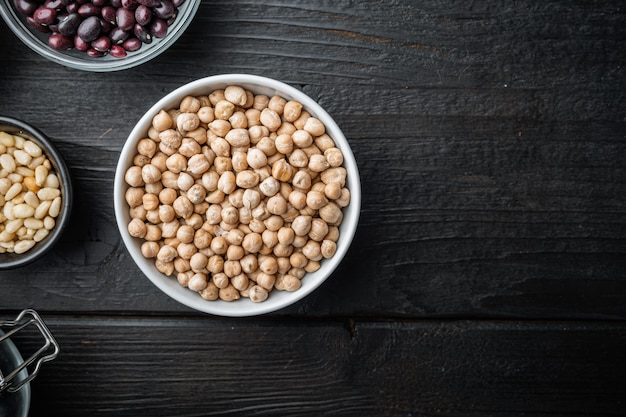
(0, 0, 199, 71)
(12, 0, 187, 58)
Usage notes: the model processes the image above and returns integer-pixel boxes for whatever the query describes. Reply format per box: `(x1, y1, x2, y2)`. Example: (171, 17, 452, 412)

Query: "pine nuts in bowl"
(0, 116, 73, 270)
(114, 74, 361, 316)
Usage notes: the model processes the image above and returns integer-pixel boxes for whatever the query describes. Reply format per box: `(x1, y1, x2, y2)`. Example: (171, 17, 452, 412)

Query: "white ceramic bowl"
(0, 0, 200, 72)
(114, 74, 361, 316)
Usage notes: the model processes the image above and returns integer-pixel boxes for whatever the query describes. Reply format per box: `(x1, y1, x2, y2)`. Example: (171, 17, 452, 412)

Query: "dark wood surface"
(1, 1, 625, 416)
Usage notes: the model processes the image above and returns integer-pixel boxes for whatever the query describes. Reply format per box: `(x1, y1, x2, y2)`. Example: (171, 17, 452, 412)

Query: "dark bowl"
(0, 116, 73, 269)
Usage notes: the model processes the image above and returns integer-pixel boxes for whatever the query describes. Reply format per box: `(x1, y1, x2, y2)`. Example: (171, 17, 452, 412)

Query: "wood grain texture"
(3, 317, 624, 417)
(1, 1, 625, 319)
(0, 1, 626, 414)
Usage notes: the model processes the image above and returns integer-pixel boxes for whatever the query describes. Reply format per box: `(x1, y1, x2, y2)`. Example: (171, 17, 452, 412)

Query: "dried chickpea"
(219, 284, 241, 302)
(275, 274, 301, 292)
(200, 282, 220, 300)
(188, 273, 208, 292)
(260, 108, 281, 131)
(249, 285, 269, 303)
(124, 87, 351, 304)
(283, 100, 303, 122)
(180, 96, 201, 113)
(224, 85, 248, 106)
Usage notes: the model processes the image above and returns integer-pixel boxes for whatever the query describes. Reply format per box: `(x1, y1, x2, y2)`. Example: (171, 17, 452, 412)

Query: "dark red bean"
(109, 26, 129, 44)
(101, 5, 116, 23)
(44, 0, 65, 11)
(15, 0, 185, 59)
(99, 16, 112, 32)
(87, 48, 105, 57)
(33, 7, 57, 25)
(133, 22, 152, 43)
(134, 4, 152, 25)
(116, 7, 135, 31)
(26, 16, 51, 32)
(57, 12, 81, 36)
(121, 0, 138, 10)
(122, 36, 142, 51)
(65, 2, 79, 13)
(77, 3, 100, 17)
(91, 35, 111, 52)
(77, 15, 101, 41)
(153, 0, 174, 19)
(109, 44, 127, 58)
(13, 0, 38, 16)
(149, 18, 167, 38)
(48, 32, 73, 50)
(73, 34, 90, 51)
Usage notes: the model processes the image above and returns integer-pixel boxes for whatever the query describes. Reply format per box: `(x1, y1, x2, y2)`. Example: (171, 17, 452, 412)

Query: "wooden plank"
(0, 1, 624, 318)
(3, 317, 624, 416)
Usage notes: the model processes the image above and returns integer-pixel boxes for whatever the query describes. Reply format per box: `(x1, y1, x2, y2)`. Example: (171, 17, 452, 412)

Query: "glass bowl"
(0, 0, 200, 72)
(114, 74, 361, 316)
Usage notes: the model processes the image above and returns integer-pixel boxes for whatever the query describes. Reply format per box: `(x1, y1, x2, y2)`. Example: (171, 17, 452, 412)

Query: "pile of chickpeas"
(0, 131, 63, 254)
(124, 85, 350, 303)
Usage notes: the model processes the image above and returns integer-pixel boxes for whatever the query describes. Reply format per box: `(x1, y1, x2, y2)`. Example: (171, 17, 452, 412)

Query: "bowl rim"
(0, 116, 73, 270)
(0, 0, 201, 72)
(114, 74, 361, 316)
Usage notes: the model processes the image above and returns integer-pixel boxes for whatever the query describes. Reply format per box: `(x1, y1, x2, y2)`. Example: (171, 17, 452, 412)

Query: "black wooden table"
(1, 1, 625, 416)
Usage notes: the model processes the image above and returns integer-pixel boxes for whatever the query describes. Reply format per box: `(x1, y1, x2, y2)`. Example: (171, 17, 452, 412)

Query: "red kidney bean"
(152, 0, 174, 20)
(13, 0, 187, 59)
(33, 7, 57, 25)
(121, 0, 138, 10)
(134, 4, 151, 25)
(91, 35, 111, 52)
(74, 34, 90, 51)
(13, 0, 38, 16)
(109, 44, 127, 57)
(115, 7, 135, 31)
(101, 5, 116, 23)
(57, 12, 81, 36)
(109, 26, 128, 44)
(149, 18, 167, 38)
(77, 15, 101, 41)
(26, 16, 51, 32)
(48, 32, 73, 50)
(137, 0, 161, 6)
(77, 3, 101, 17)
(44, 0, 66, 11)
(65, 2, 79, 13)
(87, 48, 105, 57)
(132, 22, 151, 44)
(122, 36, 142, 51)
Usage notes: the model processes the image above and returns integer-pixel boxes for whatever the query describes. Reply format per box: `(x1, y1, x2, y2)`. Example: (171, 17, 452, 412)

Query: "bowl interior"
(0, 117, 73, 270)
(115, 74, 361, 316)
(0, 330, 31, 417)
(0, 1, 201, 72)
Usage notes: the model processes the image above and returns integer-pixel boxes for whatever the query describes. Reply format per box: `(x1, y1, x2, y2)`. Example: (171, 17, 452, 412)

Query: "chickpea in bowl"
(0, 116, 73, 269)
(114, 74, 361, 317)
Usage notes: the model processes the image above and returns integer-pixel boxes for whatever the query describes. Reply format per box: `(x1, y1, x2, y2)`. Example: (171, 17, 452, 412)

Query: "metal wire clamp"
(0, 309, 59, 394)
